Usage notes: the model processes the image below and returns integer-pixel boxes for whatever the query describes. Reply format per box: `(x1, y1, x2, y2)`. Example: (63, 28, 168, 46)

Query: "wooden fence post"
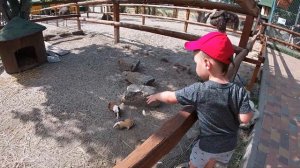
(76, 3, 81, 30)
(239, 15, 254, 48)
(87, 5, 89, 18)
(142, 5, 146, 25)
(184, 9, 190, 32)
(113, 2, 120, 44)
(173, 8, 178, 18)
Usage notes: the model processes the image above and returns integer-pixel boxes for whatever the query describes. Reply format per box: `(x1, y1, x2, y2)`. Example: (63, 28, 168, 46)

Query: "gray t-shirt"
(175, 80, 252, 153)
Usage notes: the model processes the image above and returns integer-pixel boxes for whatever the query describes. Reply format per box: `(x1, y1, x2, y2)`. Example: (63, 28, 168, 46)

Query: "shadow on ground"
(1, 27, 261, 167)
(3, 34, 201, 167)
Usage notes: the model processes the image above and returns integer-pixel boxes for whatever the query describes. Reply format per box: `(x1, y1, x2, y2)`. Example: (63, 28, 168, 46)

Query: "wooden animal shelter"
(0, 17, 47, 74)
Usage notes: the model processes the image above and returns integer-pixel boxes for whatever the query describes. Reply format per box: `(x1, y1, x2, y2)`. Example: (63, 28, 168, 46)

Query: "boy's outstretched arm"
(239, 112, 253, 124)
(147, 91, 178, 104)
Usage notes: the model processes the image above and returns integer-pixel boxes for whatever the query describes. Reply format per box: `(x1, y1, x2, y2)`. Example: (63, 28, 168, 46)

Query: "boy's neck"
(208, 74, 229, 84)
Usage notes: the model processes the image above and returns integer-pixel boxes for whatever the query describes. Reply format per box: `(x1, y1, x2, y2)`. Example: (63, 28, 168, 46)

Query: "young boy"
(147, 32, 253, 168)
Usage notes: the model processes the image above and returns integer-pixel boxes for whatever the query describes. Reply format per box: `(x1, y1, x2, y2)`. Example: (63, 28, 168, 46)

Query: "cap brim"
(184, 41, 202, 51)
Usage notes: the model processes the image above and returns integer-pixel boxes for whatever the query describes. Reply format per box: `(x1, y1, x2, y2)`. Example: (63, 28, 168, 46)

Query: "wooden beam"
(226, 49, 249, 82)
(76, 2, 82, 30)
(142, 5, 146, 25)
(184, 9, 190, 33)
(263, 22, 300, 37)
(113, 106, 197, 168)
(239, 15, 254, 48)
(120, 0, 258, 16)
(106, 12, 242, 34)
(267, 36, 300, 50)
(31, 14, 80, 22)
(79, 18, 243, 54)
(113, 2, 120, 44)
(32, 0, 259, 16)
(39, 0, 258, 16)
(235, 0, 259, 16)
(32, 0, 77, 5)
(119, 22, 200, 41)
(244, 57, 262, 65)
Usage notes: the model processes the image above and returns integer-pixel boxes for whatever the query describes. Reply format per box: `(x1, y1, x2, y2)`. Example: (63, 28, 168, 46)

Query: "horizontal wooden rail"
(267, 36, 300, 50)
(79, 17, 200, 40)
(103, 3, 214, 13)
(262, 22, 300, 37)
(31, 0, 258, 16)
(31, 14, 81, 22)
(78, 18, 243, 54)
(32, 0, 77, 5)
(34, 3, 77, 11)
(114, 105, 197, 168)
(244, 57, 262, 65)
(104, 12, 243, 35)
(121, 4, 214, 13)
(121, 0, 258, 16)
(260, 22, 300, 52)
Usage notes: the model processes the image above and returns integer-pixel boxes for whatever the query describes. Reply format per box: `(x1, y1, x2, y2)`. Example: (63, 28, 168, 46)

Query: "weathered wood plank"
(113, 106, 197, 168)
(239, 15, 254, 48)
(33, 0, 259, 16)
(31, 14, 80, 22)
(113, 2, 120, 44)
(227, 49, 249, 82)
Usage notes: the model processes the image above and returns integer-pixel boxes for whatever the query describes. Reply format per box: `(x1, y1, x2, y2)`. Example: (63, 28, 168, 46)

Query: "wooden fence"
(262, 22, 300, 51)
(23, 1, 266, 167)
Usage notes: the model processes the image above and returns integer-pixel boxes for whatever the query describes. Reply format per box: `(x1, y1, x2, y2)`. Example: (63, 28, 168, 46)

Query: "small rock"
(47, 55, 61, 63)
(118, 57, 140, 72)
(160, 58, 169, 63)
(121, 84, 160, 107)
(44, 34, 56, 41)
(123, 71, 155, 85)
(59, 32, 72, 37)
(71, 30, 85, 35)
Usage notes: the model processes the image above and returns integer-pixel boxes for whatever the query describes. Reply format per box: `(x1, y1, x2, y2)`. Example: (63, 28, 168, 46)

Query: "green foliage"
(0, 0, 32, 22)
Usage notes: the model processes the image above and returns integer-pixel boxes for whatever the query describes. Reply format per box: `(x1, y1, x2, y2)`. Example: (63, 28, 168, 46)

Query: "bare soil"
(0, 16, 260, 168)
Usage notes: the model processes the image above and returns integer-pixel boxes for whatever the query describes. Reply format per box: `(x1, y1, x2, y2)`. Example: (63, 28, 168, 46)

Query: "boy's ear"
(204, 58, 211, 69)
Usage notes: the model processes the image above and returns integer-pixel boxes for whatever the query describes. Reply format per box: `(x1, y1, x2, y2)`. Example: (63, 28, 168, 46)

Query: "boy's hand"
(146, 94, 158, 104)
(146, 91, 178, 104)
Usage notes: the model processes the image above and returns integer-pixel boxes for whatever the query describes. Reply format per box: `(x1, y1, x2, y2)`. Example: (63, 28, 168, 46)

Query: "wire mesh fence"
(266, 0, 300, 48)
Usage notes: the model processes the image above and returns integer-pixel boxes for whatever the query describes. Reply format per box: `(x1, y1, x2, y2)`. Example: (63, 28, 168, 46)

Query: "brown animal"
(113, 119, 134, 130)
(108, 101, 121, 119)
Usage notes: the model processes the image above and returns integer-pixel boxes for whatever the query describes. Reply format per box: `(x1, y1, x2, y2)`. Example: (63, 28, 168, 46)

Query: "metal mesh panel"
(267, 0, 300, 46)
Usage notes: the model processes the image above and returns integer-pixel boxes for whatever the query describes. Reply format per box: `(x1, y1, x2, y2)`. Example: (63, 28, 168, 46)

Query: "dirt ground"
(0, 16, 260, 168)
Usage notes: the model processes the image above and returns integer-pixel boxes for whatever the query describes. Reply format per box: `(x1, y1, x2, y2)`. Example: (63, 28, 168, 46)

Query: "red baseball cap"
(185, 32, 234, 64)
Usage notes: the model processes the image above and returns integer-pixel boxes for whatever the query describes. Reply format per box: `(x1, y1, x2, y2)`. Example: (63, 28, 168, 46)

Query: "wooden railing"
(30, 0, 258, 48)
(114, 46, 250, 168)
(245, 29, 266, 91)
(32, 0, 259, 16)
(88, 4, 245, 34)
(25, 1, 262, 167)
(114, 106, 197, 168)
(262, 22, 300, 51)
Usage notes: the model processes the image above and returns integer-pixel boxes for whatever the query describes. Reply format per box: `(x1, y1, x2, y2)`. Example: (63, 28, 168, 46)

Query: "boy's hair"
(200, 51, 232, 74)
